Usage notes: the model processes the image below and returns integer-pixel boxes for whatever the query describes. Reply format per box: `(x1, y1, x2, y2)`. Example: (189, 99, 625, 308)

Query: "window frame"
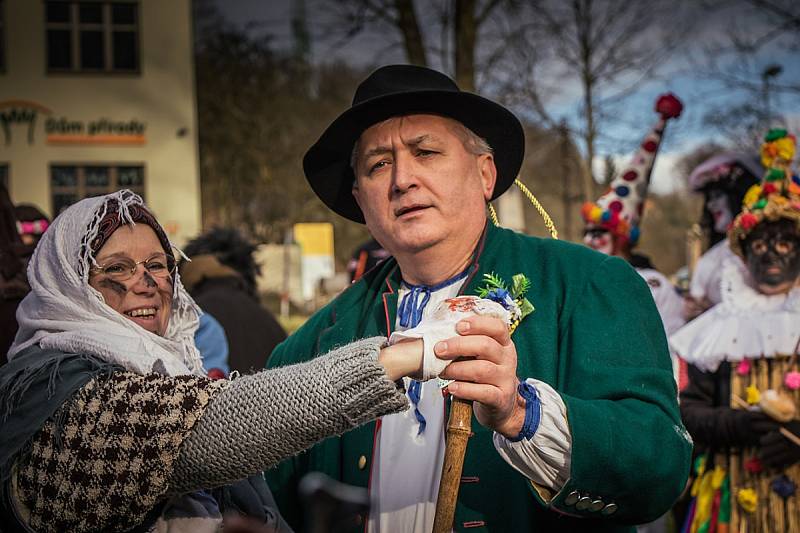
(44, 0, 141, 75)
(49, 162, 146, 215)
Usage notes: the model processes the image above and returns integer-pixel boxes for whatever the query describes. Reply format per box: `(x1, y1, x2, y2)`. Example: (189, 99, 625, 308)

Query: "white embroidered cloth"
(389, 295, 510, 381)
(670, 260, 800, 372)
(8, 191, 204, 376)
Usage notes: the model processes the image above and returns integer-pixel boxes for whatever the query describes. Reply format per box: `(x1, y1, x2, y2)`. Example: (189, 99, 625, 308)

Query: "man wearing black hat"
(266, 65, 690, 532)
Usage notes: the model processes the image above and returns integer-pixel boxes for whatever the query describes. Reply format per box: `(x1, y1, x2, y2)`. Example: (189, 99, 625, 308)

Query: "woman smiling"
(0, 190, 423, 532)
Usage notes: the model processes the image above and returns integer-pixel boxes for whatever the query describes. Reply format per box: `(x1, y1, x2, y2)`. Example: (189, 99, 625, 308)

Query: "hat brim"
(303, 90, 524, 223)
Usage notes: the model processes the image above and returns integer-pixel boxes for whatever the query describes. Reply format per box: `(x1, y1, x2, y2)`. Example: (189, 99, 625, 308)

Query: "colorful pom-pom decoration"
(766, 168, 785, 182)
(622, 170, 638, 182)
(771, 475, 797, 499)
(737, 488, 758, 513)
(754, 198, 768, 209)
(615, 185, 630, 197)
(609, 200, 623, 213)
(744, 457, 763, 474)
(601, 210, 612, 222)
(736, 359, 751, 376)
(784, 371, 800, 390)
(629, 226, 640, 243)
(793, 174, 800, 186)
(746, 384, 761, 405)
(739, 213, 759, 230)
(743, 185, 762, 207)
(763, 182, 778, 195)
(655, 93, 683, 120)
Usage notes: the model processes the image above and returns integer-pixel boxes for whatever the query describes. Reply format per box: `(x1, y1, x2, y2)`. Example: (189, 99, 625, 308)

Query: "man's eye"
(417, 149, 437, 157)
(146, 261, 167, 271)
(368, 160, 389, 174)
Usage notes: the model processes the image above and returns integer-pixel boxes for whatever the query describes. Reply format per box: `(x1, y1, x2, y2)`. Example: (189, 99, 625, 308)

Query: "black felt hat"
(303, 65, 525, 223)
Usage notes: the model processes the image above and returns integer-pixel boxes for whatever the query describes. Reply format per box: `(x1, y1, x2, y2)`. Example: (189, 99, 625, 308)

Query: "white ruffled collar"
(669, 260, 800, 372)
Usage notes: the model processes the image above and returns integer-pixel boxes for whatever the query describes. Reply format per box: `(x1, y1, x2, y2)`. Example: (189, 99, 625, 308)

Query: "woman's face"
(89, 224, 173, 336)
(706, 188, 733, 234)
(743, 219, 800, 295)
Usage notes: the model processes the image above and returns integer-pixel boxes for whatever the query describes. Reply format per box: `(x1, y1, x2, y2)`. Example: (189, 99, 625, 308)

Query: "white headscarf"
(8, 190, 204, 376)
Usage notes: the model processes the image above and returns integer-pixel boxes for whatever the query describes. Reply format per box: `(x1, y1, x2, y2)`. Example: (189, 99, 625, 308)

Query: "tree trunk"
(575, 0, 597, 202)
(394, 0, 428, 66)
(454, 0, 477, 91)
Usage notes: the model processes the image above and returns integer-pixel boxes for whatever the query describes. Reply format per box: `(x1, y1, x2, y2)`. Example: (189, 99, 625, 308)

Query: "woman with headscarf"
(0, 190, 426, 532)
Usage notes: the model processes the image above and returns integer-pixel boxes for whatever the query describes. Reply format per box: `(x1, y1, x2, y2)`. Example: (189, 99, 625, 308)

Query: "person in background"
(0, 186, 30, 365)
(684, 152, 761, 319)
(181, 228, 286, 372)
(195, 311, 230, 379)
(14, 204, 50, 251)
(347, 237, 391, 282)
(671, 129, 800, 533)
(581, 93, 686, 387)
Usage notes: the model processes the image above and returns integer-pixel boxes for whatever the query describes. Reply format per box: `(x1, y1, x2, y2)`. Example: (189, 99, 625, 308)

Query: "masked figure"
(685, 153, 762, 318)
(581, 94, 686, 377)
(672, 129, 800, 532)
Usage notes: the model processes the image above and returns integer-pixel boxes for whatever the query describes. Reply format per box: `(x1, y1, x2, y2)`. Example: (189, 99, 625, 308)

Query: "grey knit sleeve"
(168, 336, 408, 494)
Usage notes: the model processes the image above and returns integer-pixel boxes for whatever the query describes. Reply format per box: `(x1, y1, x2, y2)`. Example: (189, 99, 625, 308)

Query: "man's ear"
(352, 182, 362, 211)
(478, 154, 498, 201)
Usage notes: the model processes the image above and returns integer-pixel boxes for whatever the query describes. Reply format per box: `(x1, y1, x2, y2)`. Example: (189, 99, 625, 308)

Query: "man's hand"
(435, 315, 526, 439)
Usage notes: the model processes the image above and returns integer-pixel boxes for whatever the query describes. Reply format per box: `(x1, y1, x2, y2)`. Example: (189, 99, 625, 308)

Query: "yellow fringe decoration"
(488, 179, 558, 239)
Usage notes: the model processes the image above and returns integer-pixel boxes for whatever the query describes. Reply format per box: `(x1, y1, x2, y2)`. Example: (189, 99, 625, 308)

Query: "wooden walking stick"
(432, 397, 473, 533)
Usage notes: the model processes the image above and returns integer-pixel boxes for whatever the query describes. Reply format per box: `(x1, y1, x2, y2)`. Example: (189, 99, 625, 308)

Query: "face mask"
(583, 227, 614, 255)
(707, 188, 733, 234)
(743, 219, 800, 294)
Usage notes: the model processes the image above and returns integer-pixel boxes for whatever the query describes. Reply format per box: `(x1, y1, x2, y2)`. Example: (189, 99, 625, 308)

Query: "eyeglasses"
(90, 253, 176, 282)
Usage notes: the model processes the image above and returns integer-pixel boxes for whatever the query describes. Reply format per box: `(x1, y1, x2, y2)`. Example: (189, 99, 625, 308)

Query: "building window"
(50, 164, 144, 215)
(46, 1, 139, 73)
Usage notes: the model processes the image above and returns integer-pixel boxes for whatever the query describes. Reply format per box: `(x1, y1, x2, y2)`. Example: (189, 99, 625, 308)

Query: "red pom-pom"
(207, 368, 227, 380)
(656, 93, 683, 120)
(763, 182, 777, 195)
(744, 457, 763, 474)
(740, 213, 759, 230)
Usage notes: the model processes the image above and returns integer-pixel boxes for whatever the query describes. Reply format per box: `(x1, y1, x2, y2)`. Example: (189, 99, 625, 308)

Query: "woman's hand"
(378, 339, 423, 381)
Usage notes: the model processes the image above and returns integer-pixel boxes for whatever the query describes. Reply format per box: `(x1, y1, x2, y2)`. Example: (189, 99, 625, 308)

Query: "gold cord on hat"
(489, 179, 558, 239)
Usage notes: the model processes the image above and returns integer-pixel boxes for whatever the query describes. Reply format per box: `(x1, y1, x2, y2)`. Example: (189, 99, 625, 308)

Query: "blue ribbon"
(397, 268, 471, 434)
(507, 381, 542, 442)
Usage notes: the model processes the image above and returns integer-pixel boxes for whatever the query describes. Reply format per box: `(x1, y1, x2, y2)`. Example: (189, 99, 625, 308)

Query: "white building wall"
(0, 0, 201, 245)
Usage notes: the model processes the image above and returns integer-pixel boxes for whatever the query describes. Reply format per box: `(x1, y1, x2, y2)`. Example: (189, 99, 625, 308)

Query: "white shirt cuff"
(492, 378, 571, 492)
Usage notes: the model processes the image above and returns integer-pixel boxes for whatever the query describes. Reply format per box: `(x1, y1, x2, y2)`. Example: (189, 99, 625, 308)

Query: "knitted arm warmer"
(169, 337, 408, 494)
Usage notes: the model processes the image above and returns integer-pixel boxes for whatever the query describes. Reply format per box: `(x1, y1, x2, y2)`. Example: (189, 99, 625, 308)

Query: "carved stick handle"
(432, 397, 473, 533)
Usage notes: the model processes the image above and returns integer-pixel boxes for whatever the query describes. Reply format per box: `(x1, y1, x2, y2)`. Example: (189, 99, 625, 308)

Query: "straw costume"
(672, 130, 800, 533)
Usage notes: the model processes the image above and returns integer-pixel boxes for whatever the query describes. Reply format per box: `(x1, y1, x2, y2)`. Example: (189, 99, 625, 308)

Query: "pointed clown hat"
(581, 93, 683, 246)
(729, 129, 800, 257)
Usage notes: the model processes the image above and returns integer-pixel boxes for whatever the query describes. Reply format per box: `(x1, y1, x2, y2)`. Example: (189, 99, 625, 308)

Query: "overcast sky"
(211, 0, 800, 194)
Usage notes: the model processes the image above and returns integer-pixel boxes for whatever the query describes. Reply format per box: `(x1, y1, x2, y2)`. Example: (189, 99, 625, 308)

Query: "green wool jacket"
(265, 223, 692, 532)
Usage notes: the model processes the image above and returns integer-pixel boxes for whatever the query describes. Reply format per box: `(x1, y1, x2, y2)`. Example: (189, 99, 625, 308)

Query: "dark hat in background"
(303, 64, 525, 223)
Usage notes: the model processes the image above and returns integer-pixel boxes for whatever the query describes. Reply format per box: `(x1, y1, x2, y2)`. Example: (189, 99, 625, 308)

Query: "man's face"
(583, 225, 614, 255)
(351, 114, 496, 257)
(743, 219, 800, 295)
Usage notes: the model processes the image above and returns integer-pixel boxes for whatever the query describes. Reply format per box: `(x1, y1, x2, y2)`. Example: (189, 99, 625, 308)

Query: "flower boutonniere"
(476, 272, 534, 334)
